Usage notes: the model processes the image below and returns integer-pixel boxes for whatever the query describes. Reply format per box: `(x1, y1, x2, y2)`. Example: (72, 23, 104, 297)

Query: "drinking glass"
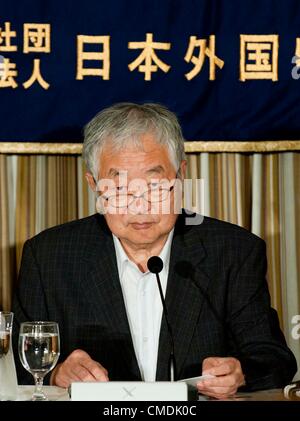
(0, 312, 18, 400)
(18, 321, 60, 401)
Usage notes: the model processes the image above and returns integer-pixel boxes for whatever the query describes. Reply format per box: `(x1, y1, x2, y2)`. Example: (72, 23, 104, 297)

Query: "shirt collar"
(113, 228, 174, 277)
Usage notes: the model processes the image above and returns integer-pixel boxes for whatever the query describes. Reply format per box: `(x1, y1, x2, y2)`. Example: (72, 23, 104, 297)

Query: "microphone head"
(147, 256, 163, 274)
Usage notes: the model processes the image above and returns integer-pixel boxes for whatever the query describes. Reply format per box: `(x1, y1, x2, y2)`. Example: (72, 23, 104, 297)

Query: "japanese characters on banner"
(0, 28, 288, 87)
(0, 1, 300, 143)
(0, 23, 50, 89)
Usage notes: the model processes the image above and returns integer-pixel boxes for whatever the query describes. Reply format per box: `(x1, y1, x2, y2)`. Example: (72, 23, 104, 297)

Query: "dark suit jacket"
(12, 212, 297, 389)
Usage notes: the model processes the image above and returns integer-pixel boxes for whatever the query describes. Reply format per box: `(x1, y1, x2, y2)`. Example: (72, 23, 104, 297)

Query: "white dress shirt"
(113, 230, 174, 381)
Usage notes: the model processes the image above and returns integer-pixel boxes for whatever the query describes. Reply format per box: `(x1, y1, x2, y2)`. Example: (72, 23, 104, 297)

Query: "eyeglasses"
(98, 173, 179, 209)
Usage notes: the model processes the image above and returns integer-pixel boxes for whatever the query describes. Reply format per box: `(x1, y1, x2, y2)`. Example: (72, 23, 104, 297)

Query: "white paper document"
(178, 374, 215, 388)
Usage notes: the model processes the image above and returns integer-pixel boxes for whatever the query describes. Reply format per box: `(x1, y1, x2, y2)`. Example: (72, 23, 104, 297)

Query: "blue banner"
(0, 0, 300, 142)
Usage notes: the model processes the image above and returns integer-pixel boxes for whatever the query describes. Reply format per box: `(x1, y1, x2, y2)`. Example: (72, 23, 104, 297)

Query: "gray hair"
(83, 102, 186, 179)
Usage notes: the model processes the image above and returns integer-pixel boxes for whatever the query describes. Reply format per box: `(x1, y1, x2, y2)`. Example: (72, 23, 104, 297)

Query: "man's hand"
(197, 357, 245, 399)
(50, 349, 109, 388)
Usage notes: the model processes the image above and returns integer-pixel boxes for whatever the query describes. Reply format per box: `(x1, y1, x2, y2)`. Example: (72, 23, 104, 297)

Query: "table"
(15, 386, 297, 401)
(16, 385, 69, 401)
(3, 386, 298, 420)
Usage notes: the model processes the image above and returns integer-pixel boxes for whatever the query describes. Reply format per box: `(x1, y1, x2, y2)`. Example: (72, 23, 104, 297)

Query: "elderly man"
(13, 103, 296, 399)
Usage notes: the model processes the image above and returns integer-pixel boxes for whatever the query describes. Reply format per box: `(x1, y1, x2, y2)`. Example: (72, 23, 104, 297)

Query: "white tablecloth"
(14, 385, 299, 401)
(16, 385, 70, 401)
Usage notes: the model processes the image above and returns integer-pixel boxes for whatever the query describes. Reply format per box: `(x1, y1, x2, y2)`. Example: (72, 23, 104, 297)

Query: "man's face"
(87, 133, 186, 247)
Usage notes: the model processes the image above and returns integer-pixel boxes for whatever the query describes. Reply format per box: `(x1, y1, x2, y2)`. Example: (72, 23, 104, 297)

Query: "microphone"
(147, 256, 177, 382)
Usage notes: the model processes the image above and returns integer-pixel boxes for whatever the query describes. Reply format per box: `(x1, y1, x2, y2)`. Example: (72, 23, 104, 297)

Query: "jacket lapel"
(80, 215, 141, 380)
(156, 215, 210, 380)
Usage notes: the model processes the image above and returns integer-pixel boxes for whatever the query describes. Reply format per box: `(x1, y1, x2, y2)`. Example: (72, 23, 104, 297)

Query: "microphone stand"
(154, 272, 177, 382)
